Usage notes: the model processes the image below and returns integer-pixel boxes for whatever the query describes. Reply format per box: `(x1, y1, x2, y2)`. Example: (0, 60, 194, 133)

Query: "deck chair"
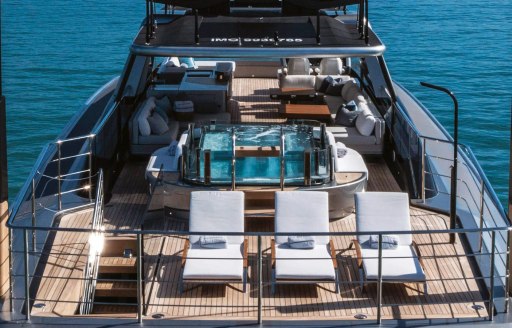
(351, 192, 427, 293)
(271, 191, 339, 294)
(180, 191, 248, 293)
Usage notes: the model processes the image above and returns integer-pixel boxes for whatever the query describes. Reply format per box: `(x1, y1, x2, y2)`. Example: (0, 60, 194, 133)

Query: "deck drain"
(354, 313, 368, 320)
(471, 305, 485, 311)
(152, 313, 165, 319)
(33, 303, 46, 309)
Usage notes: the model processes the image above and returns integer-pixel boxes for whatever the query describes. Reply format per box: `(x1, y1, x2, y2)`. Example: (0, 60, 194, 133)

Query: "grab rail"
(279, 126, 285, 191)
(79, 169, 104, 315)
(231, 127, 236, 190)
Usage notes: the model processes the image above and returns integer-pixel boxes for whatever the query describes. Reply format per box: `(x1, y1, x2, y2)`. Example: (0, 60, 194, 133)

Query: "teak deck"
(30, 160, 488, 321)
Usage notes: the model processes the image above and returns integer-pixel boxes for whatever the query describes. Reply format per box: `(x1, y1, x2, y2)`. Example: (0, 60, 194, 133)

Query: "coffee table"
(281, 103, 332, 121)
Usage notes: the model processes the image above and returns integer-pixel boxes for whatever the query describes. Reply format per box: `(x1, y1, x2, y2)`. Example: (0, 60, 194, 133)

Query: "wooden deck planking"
(31, 151, 488, 320)
(31, 208, 92, 316)
(231, 78, 285, 124)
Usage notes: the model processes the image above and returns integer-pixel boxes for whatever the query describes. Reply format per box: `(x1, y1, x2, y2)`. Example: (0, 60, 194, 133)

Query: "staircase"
(87, 236, 139, 315)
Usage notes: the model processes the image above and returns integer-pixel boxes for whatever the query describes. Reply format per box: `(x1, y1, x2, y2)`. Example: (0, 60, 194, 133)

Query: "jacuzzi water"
(197, 125, 328, 185)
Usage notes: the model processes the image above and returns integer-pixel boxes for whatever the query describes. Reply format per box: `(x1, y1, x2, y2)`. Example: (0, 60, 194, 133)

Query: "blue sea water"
(2, 1, 512, 207)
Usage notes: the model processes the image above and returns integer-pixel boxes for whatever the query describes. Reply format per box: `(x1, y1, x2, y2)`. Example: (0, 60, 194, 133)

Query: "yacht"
(1, 0, 511, 326)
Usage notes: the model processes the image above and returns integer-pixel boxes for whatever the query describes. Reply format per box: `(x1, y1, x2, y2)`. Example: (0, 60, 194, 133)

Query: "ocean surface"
(2, 1, 512, 208)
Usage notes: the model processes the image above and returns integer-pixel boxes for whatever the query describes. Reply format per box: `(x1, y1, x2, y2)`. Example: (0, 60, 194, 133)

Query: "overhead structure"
(145, 0, 370, 46)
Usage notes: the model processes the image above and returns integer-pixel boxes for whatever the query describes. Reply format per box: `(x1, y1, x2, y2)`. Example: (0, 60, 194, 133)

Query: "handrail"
(419, 135, 508, 227)
(79, 169, 105, 315)
(231, 127, 236, 190)
(14, 224, 510, 323)
(279, 126, 285, 191)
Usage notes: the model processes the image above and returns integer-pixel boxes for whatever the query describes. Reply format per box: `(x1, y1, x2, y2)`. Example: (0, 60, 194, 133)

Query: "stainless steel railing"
(10, 225, 510, 324)
(79, 170, 105, 315)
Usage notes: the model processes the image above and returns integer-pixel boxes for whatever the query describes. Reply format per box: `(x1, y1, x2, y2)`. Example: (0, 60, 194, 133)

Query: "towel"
(288, 236, 316, 249)
(174, 100, 194, 108)
(199, 236, 228, 249)
(336, 142, 347, 158)
(369, 235, 399, 249)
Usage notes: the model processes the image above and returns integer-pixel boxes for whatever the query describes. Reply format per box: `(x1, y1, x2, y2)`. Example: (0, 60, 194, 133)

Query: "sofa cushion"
(360, 246, 425, 282)
(137, 98, 155, 137)
(147, 113, 169, 135)
(275, 244, 336, 280)
(355, 108, 376, 137)
(138, 120, 179, 145)
(155, 96, 171, 113)
(328, 126, 377, 145)
(279, 75, 315, 90)
(183, 244, 243, 280)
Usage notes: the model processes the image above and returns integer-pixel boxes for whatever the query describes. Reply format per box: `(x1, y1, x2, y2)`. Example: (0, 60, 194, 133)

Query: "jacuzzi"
(162, 123, 367, 219)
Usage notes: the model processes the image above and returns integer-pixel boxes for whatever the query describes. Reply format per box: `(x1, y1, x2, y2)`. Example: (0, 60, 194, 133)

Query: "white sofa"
(281, 72, 385, 155)
(129, 97, 179, 155)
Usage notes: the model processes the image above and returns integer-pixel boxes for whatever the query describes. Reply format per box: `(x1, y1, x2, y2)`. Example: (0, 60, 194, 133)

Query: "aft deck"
(30, 160, 488, 321)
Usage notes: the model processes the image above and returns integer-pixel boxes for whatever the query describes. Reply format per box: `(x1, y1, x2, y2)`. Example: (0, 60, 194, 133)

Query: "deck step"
(89, 304, 137, 316)
(95, 281, 137, 298)
(98, 257, 136, 274)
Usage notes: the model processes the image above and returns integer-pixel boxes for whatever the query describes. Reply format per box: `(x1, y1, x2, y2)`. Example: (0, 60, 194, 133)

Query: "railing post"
(31, 179, 36, 252)
(204, 150, 211, 185)
(280, 126, 285, 191)
(505, 230, 510, 313)
(196, 148, 201, 178)
(478, 180, 485, 252)
(57, 141, 62, 211)
(376, 234, 383, 324)
(329, 145, 334, 182)
(231, 127, 236, 191)
(304, 150, 311, 186)
(88, 135, 93, 202)
(23, 228, 30, 321)
(137, 233, 143, 324)
(421, 138, 426, 202)
(257, 235, 262, 324)
(488, 230, 496, 321)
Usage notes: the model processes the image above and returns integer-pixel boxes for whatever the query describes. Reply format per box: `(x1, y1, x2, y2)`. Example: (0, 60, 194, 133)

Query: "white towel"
(336, 142, 347, 158)
(174, 100, 194, 108)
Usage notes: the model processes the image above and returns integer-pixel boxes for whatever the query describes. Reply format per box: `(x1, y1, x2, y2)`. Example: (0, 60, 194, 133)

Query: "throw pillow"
(341, 79, 358, 100)
(335, 102, 360, 127)
(154, 107, 169, 124)
(355, 108, 376, 136)
(318, 76, 334, 93)
(155, 96, 171, 114)
(288, 236, 316, 249)
(147, 113, 169, 135)
(325, 81, 344, 96)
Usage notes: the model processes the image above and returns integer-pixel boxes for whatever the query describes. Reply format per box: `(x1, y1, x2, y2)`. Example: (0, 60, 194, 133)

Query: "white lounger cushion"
(275, 245, 336, 280)
(355, 192, 412, 246)
(275, 191, 329, 245)
(183, 244, 243, 280)
(360, 246, 426, 282)
(189, 191, 245, 244)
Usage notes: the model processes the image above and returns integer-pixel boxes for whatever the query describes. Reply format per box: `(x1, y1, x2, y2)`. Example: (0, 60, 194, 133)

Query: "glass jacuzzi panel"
(188, 124, 330, 185)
